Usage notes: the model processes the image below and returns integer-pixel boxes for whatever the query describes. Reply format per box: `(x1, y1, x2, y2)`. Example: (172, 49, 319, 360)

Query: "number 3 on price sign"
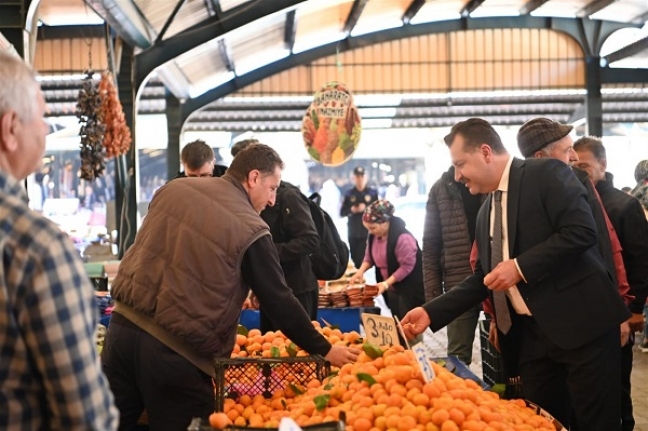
(361, 313, 401, 347)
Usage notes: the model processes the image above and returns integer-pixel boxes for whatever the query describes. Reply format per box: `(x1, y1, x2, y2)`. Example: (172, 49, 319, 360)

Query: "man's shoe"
(639, 341, 648, 353)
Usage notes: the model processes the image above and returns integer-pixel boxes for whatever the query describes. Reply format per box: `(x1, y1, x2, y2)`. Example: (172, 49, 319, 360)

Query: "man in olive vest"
(102, 144, 359, 430)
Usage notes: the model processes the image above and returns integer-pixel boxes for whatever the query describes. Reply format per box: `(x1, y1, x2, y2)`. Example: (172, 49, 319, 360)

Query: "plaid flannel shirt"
(0, 171, 118, 430)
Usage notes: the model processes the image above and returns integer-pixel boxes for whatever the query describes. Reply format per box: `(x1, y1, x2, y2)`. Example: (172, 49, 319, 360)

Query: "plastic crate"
(213, 356, 330, 412)
(478, 320, 523, 399)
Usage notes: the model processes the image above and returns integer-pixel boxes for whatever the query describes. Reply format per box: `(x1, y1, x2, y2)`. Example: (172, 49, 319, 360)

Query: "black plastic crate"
(478, 320, 523, 399)
(213, 356, 330, 412)
(90, 277, 109, 292)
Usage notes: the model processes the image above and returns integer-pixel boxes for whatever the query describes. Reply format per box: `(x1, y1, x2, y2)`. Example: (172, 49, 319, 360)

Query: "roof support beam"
(601, 67, 648, 84)
(156, 0, 186, 43)
(460, 0, 486, 18)
(218, 39, 235, 72)
(284, 10, 297, 52)
(604, 36, 648, 64)
(134, 0, 306, 90)
(585, 55, 603, 137)
(343, 0, 369, 35)
(402, 0, 426, 25)
(577, 0, 617, 18)
(519, 0, 550, 15)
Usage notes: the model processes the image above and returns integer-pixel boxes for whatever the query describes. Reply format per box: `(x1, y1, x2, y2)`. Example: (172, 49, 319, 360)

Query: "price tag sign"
(361, 313, 401, 347)
(411, 342, 436, 383)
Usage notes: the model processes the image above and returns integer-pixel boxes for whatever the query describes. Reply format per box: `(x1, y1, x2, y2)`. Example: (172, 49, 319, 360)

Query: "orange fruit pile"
(230, 322, 362, 359)
(212, 340, 558, 431)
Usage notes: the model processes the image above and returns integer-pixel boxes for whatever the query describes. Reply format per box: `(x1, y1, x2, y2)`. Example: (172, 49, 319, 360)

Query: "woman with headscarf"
(349, 200, 425, 321)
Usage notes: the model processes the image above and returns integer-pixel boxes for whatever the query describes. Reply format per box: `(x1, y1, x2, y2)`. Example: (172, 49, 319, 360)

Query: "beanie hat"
(517, 118, 573, 158)
(363, 199, 394, 224)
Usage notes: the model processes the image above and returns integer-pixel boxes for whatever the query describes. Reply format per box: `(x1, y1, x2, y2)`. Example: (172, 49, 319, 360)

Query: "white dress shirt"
(489, 155, 532, 316)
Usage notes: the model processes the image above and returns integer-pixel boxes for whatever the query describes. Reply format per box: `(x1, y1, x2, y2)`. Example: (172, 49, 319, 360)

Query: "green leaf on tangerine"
(236, 325, 248, 336)
(270, 346, 281, 358)
(356, 373, 377, 386)
(289, 383, 304, 395)
(313, 394, 330, 411)
(286, 343, 298, 357)
(362, 343, 384, 359)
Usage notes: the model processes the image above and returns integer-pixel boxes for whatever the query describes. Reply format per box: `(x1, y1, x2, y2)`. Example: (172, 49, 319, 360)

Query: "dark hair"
(633, 184, 648, 211)
(181, 140, 214, 170)
(231, 138, 260, 157)
(573, 136, 606, 161)
(227, 143, 284, 182)
(443, 118, 505, 154)
(621, 186, 632, 193)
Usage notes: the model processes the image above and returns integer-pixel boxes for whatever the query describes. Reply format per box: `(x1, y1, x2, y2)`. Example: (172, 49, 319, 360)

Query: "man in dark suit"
(573, 136, 648, 431)
(402, 118, 630, 430)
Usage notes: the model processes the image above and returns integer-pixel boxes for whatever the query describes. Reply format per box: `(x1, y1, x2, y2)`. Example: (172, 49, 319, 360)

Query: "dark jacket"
(340, 185, 379, 238)
(596, 172, 648, 313)
(172, 164, 228, 180)
(369, 216, 425, 319)
(571, 167, 620, 288)
(423, 167, 484, 301)
(424, 158, 629, 355)
(260, 182, 320, 295)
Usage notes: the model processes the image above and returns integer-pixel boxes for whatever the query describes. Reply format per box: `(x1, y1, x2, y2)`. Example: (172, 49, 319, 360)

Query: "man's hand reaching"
(324, 345, 360, 368)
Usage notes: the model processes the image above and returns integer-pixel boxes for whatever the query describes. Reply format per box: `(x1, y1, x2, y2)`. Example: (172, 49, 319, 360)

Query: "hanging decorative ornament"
(75, 70, 106, 181)
(302, 81, 361, 166)
(98, 71, 132, 158)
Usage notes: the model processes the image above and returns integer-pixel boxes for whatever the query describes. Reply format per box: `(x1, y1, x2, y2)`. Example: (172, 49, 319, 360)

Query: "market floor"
(422, 325, 648, 431)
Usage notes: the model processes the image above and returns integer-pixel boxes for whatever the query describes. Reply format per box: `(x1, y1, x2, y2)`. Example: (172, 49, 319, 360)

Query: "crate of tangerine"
(213, 356, 330, 412)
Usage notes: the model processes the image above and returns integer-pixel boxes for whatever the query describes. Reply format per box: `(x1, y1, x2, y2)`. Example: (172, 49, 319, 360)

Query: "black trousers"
(621, 333, 635, 431)
(517, 317, 621, 431)
(102, 313, 214, 431)
(348, 236, 367, 270)
(259, 289, 318, 333)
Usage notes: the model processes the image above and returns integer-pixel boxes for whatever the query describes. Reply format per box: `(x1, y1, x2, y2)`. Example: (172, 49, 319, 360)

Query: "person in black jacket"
(574, 136, 648, 431)
(231, 139, 321, 331)
(349, 200, 425, 321)
(172, 139, 227, 180)
(340, 167, 379, 269)
(259, 181, 321, 331)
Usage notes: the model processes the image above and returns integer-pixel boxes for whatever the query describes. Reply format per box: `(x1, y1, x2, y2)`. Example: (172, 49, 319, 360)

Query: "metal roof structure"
(78, 0, 648, 131)
(3, 0, 646, 131)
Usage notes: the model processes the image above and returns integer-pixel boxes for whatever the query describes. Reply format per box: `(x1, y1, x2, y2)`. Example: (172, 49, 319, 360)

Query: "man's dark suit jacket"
(424, 158, 630, 355)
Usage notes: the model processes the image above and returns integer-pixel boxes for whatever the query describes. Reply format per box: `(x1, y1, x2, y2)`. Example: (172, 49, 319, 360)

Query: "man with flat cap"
(341, 166, 379, 269)
(402, 118, 629, 430)
(517, 118, 634, 431)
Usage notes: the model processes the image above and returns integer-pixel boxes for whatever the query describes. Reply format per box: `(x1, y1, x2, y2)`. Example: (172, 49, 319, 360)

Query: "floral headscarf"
(363, 199, 394, 224)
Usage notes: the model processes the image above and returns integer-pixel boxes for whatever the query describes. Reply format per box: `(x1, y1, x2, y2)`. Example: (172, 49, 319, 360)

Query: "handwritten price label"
(411, 342, 435, 382)
(361, 313, 401, 347)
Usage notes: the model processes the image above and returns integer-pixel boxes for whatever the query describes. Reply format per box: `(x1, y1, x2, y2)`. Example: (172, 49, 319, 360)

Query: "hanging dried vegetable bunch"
(76, 70, 106, 181)
(98, 71, 132, 158)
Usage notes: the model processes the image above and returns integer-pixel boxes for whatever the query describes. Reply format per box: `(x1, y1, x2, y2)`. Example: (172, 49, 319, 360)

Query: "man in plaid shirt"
(0, 51, 118, 430)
